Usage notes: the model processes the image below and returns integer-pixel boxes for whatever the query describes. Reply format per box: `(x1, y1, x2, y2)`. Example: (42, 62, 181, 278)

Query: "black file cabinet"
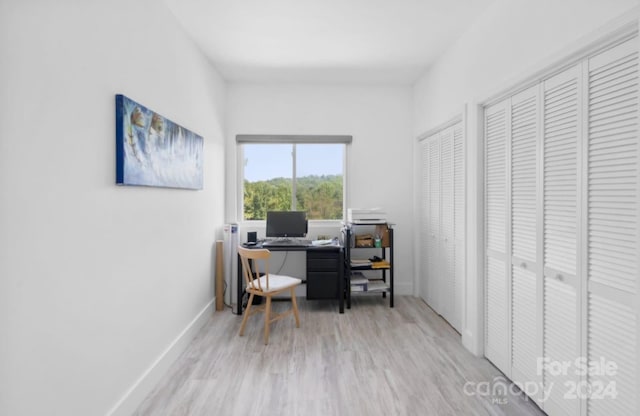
(306, 249, 343, 302)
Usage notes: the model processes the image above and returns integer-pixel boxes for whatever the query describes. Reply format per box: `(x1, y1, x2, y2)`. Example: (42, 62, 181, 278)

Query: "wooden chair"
(237, 246, 301, 344)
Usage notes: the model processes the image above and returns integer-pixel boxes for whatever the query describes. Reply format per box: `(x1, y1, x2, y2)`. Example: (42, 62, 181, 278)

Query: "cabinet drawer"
(307, 258, 338, 271)
(307, 251, 339, 271)
(307, 272, 338, 299)
(307, 250, 340, 260)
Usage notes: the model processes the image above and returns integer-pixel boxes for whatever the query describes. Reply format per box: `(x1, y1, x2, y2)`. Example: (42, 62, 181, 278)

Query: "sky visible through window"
(244, 144, 343, 181)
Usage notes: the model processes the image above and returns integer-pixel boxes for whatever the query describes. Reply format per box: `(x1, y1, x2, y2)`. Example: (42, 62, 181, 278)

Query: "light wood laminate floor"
(134, 296, 545, 416)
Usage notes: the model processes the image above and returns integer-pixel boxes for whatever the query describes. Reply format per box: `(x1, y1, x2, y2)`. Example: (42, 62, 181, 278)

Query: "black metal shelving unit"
(341, 222, 394, 309)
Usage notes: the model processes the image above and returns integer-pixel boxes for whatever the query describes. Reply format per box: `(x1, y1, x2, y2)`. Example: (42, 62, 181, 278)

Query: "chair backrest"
(237, 246, 271, 292)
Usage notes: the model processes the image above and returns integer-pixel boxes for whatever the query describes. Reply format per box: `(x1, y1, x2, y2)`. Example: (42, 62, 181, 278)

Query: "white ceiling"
(165, 0, 497, 85)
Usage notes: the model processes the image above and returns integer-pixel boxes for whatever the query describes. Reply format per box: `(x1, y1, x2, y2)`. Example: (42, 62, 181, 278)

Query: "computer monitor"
(266, 211, 308, 238)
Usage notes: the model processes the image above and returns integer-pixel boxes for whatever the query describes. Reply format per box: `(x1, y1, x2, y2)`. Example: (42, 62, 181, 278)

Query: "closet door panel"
(428, 137, 441, 311)
(587, 38, 638, 293)
(511, 87, 539, 264)
(543, 65, 581, 416)
(441, 127, 456, 327)
(485, 100, 510, 372)
(544, 277, 579, 416)
(511, 266, 538, 383)
(486, 102, 509, 257)
(419, 137, 433, 305)
(419, 121, 465, 332)
(510, 86, 541, 388)
(586, 37, 638, 416)
(486, 256, 509, 369)
(587, 294, 636, 416)
(453, 122, 464, 331)
(543, 67, 580, 279)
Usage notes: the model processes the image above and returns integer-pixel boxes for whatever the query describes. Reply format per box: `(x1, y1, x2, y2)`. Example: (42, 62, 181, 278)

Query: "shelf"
(342, 222, 394, 309)
(350, 266, 390, 271)
(350, 278, 390, 293)
(344, 223, 393, 248)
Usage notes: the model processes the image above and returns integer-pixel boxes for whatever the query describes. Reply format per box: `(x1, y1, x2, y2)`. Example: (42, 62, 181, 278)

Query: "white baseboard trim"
(105, 298, 214, 416)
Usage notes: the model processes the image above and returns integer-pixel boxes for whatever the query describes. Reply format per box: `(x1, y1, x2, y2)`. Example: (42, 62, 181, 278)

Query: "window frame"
(236, 135, 351, 224)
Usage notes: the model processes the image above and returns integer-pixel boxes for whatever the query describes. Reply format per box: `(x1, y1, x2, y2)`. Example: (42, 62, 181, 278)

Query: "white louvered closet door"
(418, 121, 465, 333)
(585, 37, 638, 416)
(453, 122, 464, 331)
(482, 32, 639, 416)
(427, 136, 441, 311)
(440, 127, 456, 328)
(542, 65, 581, 416)
(485, 99, 511, 373)
(419, 138, 433, 303)
(510, 85, 541, 396)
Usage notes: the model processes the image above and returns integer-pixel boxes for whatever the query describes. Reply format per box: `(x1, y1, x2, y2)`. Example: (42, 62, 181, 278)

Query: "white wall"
(412, 0, 638, 355)
(0, 1, 226, 415)
(226, 84, 414, 294)
(413, 0, 639, 134)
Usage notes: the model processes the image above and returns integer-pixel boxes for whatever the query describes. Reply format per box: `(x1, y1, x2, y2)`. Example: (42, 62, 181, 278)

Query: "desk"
(236, 243, 344, 315)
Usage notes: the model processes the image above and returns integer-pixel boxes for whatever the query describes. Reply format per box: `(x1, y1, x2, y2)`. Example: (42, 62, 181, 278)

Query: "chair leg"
(264, 296, 271, 345)
(239, 292, 254, 337)
(290, 287, 300, 328)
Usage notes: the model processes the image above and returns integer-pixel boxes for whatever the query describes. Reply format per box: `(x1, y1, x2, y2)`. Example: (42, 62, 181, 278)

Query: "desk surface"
(242, 241, 342, 251)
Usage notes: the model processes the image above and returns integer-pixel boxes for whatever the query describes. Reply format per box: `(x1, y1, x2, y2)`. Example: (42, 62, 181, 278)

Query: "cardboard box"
(355, 234, 374, 247)
(375, 224, 391, 247)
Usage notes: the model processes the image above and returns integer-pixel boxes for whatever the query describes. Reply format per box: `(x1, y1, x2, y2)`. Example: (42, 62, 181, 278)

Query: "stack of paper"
(367, 281, 388, 292)
(350, 272, 367, 292)
(311, 239, 337, 246)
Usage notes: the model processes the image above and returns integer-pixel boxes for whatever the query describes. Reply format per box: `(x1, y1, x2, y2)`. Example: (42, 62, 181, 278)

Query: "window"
(238, 135, 350, 221)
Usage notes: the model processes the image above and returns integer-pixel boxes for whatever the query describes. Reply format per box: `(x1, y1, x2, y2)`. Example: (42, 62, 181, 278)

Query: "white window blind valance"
(236, 134, 352, 144)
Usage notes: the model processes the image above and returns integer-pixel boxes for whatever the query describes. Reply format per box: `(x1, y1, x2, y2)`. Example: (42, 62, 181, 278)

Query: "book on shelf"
(351, 283, 367, 291)
(350, 259, 372, 268)
(371, 260, 391, 269)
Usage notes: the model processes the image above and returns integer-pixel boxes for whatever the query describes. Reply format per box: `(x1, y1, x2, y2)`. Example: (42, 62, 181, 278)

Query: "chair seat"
(247, 274, 301, 293)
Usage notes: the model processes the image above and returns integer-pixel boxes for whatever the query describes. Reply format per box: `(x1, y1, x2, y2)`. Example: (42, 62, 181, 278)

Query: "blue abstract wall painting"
(115, 94, 203, 190)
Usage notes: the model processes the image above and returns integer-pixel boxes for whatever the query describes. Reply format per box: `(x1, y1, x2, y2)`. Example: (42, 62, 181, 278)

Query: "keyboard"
(262, 239, 311, 247)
